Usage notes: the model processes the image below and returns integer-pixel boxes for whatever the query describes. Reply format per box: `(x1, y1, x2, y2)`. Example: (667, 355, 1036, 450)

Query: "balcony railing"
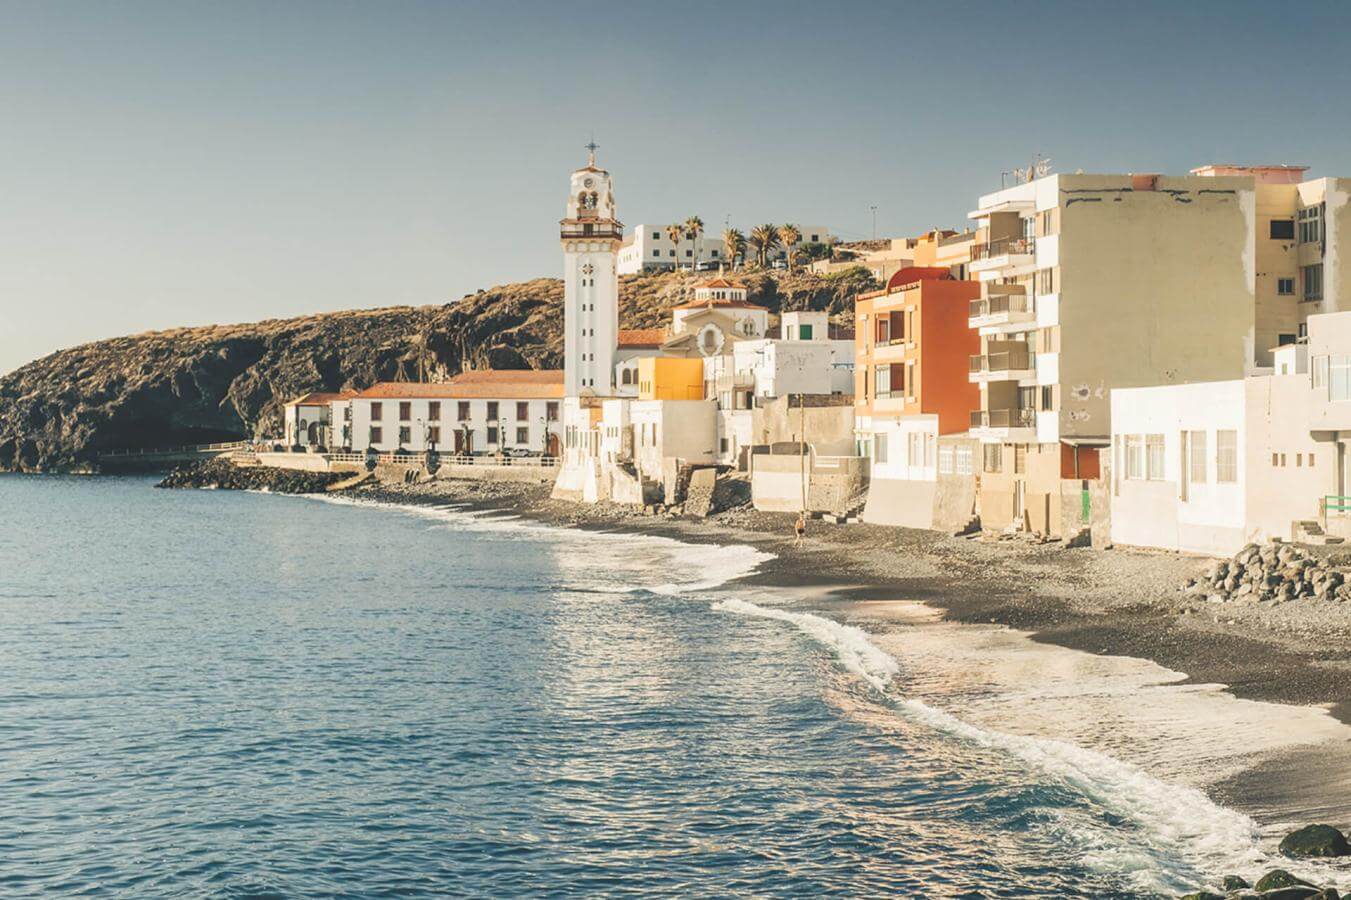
(968, 294, 1032, 319)
(560, 220, 624, 240)
(969, 346, 1032, 374)
(971, 236, 1035, 261)
(970, 408, 1034, 429)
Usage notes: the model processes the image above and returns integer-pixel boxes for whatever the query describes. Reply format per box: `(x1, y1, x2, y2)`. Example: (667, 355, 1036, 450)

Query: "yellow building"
(637, 357, 705, 401)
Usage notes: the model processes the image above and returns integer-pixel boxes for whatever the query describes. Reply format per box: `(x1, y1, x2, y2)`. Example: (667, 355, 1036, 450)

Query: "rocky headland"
(0, 267, 875, 472)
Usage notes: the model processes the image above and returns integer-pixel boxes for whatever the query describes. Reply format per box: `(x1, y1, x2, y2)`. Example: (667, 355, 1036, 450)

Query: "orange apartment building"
(855, 267, 981, 528)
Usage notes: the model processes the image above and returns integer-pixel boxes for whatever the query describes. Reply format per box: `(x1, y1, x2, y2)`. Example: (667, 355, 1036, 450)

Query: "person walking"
(794, 514, 806, 546)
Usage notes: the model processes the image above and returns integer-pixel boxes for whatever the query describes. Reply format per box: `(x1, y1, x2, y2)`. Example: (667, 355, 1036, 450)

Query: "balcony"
(968, 284, 1033, 330)
(969, 407, 1037, 442)
(969, 344, 1035, 383)
(969, 236, 1036, 274)
(560, 219, 625, 241)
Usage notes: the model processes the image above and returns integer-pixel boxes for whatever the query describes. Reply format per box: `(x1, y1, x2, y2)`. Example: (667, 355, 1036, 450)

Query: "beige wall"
(1057, 174, 1257, 440)
(1245, 374, 1335, 541)
(979, 442, 1065, 535)
(752, 396, 855, 455)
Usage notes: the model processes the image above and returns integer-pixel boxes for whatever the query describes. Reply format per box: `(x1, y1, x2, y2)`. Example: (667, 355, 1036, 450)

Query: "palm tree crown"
(778, 224, 802, 270)
(684, 216, 705, 271)
(748, 224, 782, 268)
(665, 223, 684, 269)
(722, 228, 746, 270)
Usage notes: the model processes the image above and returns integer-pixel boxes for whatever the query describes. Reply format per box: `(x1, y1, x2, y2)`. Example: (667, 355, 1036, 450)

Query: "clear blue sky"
(4, 0, 1350, 374)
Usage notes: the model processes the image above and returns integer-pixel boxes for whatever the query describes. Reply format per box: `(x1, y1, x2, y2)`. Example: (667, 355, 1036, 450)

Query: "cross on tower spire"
(584, 139, 599, 167)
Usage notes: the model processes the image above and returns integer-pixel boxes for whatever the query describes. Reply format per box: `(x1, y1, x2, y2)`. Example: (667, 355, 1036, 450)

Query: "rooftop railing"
(971, 236, 1035, 261)
(970, 408, 1034, 429)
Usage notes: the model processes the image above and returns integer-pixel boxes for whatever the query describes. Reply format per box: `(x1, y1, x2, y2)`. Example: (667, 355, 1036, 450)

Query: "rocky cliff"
(0, 267, 875, 472)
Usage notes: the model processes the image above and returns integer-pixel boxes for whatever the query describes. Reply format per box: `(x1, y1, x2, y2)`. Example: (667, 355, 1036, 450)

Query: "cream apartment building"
(966, 165, 1345, 538)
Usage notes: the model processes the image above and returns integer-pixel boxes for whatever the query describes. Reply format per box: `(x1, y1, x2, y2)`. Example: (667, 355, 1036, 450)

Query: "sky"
(3, 0, 1351, 375)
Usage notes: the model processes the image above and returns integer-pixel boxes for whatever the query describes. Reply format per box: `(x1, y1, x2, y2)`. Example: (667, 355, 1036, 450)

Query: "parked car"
(502, 447, 535, 458)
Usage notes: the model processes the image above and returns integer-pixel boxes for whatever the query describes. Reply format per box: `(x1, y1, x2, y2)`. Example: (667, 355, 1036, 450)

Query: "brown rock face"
(0, 267, 875, 472)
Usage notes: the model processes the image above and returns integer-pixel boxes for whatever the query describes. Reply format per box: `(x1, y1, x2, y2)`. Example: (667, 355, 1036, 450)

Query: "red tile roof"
(287, 391, 356, 406)
(885, 266, 953, 292)
(448, 370, 563, 385)
(355, 370, 564, 400)
(617, 328, 668, 348)
(673, 299, 765, 311)
(697, 277, 746, 289)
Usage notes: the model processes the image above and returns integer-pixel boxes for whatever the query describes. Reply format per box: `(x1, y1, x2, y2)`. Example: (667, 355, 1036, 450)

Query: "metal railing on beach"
(98, 440, 249, 459)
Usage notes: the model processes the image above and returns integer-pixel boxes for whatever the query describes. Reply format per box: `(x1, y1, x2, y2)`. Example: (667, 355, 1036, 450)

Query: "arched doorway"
(307, 422, 323, 445)
(547, 433, 561, 457)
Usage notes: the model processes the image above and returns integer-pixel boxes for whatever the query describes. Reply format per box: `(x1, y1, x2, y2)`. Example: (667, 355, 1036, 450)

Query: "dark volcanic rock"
(1279, 824, 1351, 858)
(1254, 869, 1317, 892)
(157, 458, 339, 493)
(1, 268, 873, 472)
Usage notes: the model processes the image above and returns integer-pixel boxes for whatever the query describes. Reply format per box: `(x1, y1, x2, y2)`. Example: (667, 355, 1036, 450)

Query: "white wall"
(283, 403, 331, 446)
(1109, 380, 1246, 555)
(349, 397, 561, 453)
(630, 399, 717, 479)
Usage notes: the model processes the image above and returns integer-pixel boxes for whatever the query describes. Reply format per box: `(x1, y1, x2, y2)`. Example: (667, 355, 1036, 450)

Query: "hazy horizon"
(4, 0, 1351, 374)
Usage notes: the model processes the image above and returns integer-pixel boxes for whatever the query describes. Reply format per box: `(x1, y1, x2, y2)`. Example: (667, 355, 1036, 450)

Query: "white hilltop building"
(618, 223, 838, 274)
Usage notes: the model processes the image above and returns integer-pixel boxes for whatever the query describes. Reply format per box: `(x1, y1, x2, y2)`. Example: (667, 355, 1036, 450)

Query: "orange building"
(855, 267, 980, 435)
(854, 267, 982, 529)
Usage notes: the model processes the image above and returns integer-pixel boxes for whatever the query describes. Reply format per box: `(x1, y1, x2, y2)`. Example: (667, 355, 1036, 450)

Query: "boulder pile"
(1181, 543, 1347, 604)
(157, 458, 341, 494)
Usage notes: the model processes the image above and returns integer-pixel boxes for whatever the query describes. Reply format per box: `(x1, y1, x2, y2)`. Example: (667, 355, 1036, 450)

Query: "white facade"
(562, 153, 621, 396)
(1110, 380, 1248, 556)
(283, 401, 332, 447)
(630, 399, 718, 479)
(704, 338, 853, 404)
(616, 223, 836, 275)
(348, 395, 562, 455)
(618, 226, 726, 274)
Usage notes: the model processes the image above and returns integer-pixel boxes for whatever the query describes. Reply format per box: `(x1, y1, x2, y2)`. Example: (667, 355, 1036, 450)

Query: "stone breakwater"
(1181, 543, 1349, 605)
(156, 458, 340, 493)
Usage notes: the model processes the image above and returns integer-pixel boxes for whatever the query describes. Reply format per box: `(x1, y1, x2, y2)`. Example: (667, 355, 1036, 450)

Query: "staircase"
(1293, 519, 1345, 545)
(818, 492, 868, 525)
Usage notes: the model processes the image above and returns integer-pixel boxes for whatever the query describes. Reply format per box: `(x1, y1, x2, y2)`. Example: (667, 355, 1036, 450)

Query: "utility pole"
(799, 392, 807, 515)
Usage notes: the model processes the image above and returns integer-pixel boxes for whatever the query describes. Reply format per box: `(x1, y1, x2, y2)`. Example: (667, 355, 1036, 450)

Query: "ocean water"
(0, 475, 1345, 898)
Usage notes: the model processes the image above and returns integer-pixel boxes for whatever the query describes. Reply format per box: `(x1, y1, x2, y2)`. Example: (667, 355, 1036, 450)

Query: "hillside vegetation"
(0, 267, 876, 471)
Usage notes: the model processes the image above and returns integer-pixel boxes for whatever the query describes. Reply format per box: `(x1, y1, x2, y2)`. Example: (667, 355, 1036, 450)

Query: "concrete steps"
(1293, 519, 1345, 545)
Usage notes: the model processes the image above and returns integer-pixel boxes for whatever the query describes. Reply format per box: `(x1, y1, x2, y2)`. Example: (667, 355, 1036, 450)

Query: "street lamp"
(499, 417, 507, 457)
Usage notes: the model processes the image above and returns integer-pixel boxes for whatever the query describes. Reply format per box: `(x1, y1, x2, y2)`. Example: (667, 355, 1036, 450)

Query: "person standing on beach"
(794, 514, 806, 545)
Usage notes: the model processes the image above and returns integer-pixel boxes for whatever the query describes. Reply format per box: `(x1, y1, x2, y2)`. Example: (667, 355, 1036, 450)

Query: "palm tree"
(665, 223, 684, 270)
(684, 216, 704, 271)
(749, 224, 781, 268)
(778, 223, 802, 271)
(722, 227, 746, 270)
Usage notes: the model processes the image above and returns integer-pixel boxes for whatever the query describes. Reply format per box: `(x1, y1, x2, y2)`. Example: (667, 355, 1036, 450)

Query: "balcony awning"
(967, 199, 1035, 220)
(1061, 437, 1111, 447)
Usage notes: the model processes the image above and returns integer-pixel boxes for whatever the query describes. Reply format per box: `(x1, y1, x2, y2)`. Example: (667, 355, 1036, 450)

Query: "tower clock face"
(584, 178, 594, 187)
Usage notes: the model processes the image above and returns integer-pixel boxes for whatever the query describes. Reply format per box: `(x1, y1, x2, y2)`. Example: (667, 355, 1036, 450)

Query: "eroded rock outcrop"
(1, 268, 874, 472)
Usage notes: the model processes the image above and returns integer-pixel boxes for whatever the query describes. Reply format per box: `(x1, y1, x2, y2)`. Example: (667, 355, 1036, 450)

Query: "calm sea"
(0, 475, 1332, 897)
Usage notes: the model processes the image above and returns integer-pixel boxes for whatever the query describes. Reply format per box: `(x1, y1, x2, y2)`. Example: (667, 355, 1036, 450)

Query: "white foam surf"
(714, 595, 1346, 894)
(302, 492, 772, 596)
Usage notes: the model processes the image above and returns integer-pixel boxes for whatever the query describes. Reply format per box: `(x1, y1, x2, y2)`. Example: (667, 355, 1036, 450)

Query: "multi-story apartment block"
(965, 164, 1348, 538)
(854, 267, 980, 528)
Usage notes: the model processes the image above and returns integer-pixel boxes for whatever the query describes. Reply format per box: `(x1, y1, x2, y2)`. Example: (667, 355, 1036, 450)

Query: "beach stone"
(1279, 823, 1351, 858)
(1221, 874, 1250, 890)
(1259, 888, 1324, 900)
(1255, 869, 1317, 892)
(1176, 892, 1223, 900)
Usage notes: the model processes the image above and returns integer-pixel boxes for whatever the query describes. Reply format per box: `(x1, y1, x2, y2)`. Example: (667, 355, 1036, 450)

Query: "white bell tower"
(561, 142, 622, 397)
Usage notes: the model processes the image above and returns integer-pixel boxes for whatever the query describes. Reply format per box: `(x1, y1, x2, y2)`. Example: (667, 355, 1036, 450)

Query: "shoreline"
(355, 478, 1351, 719)
(343, 477, 1351, 828)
